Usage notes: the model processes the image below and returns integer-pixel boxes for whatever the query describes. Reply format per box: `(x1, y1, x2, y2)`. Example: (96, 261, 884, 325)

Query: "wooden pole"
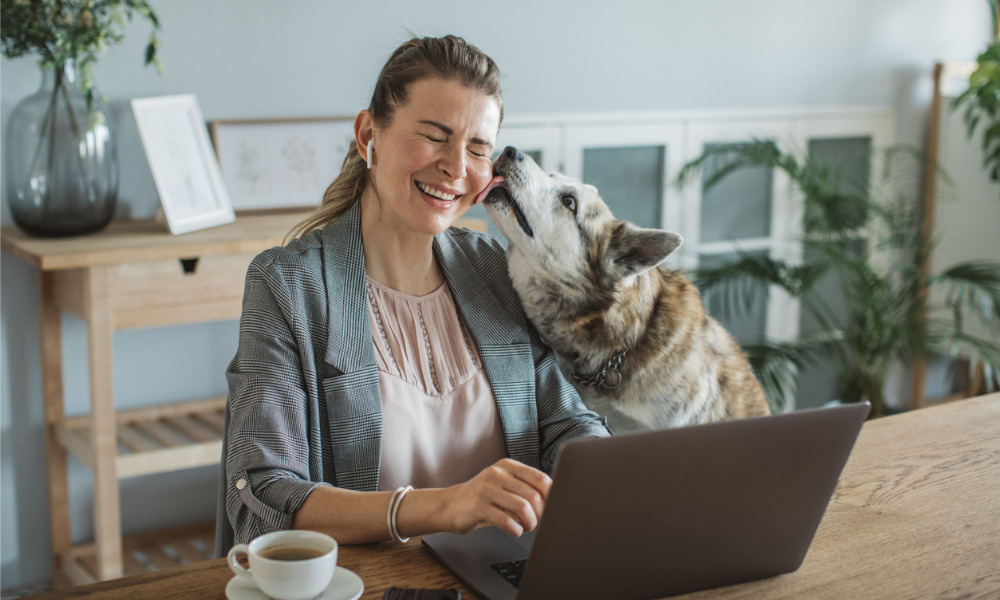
(910, 62, 944, 411)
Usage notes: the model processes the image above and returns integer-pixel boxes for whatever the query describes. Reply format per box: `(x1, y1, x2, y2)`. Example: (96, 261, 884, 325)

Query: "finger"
(498, 478, 545, 524)
(501, 459, 553, 497)
(482, 505, 527, 538)
(490, 487, 541, 532)
(492, 459, 552, 503)
(485, 461, 550, 523)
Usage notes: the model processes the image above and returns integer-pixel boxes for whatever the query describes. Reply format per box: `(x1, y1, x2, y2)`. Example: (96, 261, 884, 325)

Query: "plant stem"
(991, 0, 999, 39)
(22, 79, 61, 218)
(42, 69, 64, 219)
(59, 76, 98, 202)
(868, 376, 884, 418)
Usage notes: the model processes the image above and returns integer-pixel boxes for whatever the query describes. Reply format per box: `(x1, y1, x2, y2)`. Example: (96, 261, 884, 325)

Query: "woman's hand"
(294, 458, 551, 543)
(442, 458, 552, 537)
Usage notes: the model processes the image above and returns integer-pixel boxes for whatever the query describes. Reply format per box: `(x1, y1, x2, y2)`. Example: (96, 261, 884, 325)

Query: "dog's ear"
(607, 222, 683, 277)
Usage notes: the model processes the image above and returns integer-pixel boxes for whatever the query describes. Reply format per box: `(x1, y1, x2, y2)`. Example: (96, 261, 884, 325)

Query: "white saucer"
(225, 566, 364, 600)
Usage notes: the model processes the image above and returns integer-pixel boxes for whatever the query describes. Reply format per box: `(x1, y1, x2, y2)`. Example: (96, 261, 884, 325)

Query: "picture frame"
(207, 117, 356, 212)
(130, 94, 236, 234)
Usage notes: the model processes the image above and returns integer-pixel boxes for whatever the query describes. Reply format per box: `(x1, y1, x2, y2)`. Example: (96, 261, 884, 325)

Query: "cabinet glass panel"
(803, 137, 872, 232)
(795, 137, 872, 409)
(698, 251, 767, 346)
(700, 142, 773, 243)
(795, 237, 868, 409)
(582, 145, 664, 229)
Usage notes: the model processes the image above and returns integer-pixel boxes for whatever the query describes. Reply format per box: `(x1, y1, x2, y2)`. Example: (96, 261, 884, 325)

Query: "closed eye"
(561, 193, 577, 213)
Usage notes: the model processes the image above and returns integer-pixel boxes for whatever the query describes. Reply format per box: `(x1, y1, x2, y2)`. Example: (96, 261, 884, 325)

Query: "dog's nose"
(501, 146, 523, 162)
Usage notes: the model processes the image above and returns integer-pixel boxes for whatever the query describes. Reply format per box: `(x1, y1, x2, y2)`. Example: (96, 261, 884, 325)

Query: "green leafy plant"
(954, 0, 1000, 182)
(1, 0, 162, 107)
(676, 141, 1000, 418)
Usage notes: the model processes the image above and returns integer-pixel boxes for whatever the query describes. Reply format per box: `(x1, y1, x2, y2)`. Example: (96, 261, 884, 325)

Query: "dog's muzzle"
(483, 146, 534, 238)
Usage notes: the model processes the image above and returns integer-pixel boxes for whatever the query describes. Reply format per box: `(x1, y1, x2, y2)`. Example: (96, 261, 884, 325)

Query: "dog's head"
(478, 146, 683, 288)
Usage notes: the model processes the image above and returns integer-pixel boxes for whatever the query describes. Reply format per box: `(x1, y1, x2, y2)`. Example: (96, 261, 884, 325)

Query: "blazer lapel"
(320, 201, 382, 491)
(436, 232, 541, 469)
(323, 201, 374, 372)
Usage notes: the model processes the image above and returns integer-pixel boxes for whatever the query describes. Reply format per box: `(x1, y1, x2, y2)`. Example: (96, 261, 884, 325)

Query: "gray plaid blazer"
(215, 200, 609, 555)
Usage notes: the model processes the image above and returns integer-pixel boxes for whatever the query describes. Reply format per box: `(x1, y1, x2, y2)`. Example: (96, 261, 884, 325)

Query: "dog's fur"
(480, 147, 769, 431)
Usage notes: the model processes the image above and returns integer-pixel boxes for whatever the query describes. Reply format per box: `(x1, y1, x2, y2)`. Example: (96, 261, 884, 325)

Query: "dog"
(476, 146, 770, 431)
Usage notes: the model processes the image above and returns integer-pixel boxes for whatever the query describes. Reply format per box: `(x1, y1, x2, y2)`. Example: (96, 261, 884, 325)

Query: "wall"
(1, 0, 992, 589)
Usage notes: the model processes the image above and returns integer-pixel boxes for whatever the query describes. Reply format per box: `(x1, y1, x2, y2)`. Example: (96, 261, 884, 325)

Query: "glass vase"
(5, 60, 119, 237)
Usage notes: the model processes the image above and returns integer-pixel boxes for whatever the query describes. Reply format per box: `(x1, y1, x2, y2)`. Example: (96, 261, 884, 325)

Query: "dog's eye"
(561, 194, 577, 213)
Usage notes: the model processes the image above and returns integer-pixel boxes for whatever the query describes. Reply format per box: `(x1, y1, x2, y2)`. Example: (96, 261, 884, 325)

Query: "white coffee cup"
(227, 530, 338, 600)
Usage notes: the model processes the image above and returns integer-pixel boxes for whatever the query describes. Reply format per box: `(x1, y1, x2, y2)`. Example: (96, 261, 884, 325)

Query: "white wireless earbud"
(367, 138, 374, 169)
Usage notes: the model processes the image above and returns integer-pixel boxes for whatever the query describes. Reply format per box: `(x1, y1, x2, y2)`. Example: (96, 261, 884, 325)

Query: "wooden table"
(26, 393, 1000, 599)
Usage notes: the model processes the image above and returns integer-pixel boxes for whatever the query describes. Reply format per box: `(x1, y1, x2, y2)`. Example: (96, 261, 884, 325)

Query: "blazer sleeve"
(530, 323, 612, 472)
(222, 251, 332, 545)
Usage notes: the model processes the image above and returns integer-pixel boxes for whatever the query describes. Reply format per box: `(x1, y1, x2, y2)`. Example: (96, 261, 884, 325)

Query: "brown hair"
(289, 35, 504, 240)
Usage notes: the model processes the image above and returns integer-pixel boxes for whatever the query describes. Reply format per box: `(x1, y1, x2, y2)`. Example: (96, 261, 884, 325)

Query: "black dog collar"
(572, 349, 629, 390)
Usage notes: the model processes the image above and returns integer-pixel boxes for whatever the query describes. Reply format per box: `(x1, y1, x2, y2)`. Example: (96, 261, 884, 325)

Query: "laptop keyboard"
(489, 559, 528, 588)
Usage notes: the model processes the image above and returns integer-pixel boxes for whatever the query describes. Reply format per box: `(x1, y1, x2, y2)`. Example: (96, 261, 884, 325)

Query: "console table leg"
(86, 267, 123, 581)
(40, 271, 72, 588)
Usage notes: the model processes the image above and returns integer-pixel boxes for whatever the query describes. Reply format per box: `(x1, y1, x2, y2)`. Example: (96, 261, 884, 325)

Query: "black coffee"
(259, 546, 326, 561)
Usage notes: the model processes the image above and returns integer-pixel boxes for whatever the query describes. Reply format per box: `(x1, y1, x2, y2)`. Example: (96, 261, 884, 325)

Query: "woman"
(216, 35, 609, 554)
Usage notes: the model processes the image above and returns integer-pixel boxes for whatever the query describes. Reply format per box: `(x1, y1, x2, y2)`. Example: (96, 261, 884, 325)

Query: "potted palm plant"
(954, 0, 1000, 184)
(675, 141, 1000, 418)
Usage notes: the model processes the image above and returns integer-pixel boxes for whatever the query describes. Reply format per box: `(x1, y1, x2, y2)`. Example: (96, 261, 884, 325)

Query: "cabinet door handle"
(179, 258, 200, 274)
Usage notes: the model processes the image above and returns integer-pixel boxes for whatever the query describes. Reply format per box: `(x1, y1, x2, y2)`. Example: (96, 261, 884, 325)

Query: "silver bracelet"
(387, 485, 413, 543)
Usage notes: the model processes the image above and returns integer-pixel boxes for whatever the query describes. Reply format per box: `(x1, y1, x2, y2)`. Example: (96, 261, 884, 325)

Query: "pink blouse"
(366, 276, 507, 491)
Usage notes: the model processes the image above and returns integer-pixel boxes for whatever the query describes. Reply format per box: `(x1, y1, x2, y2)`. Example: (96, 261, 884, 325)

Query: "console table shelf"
(65, 521, 216, 585)
(57, 396, 226, 479)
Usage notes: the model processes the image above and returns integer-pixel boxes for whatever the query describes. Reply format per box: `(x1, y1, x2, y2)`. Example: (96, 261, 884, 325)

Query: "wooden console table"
(1, 213, 486, 587)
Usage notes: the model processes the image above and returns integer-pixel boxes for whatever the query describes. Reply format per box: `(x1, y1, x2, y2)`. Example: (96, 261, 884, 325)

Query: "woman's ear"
(354, 110, 375, 168)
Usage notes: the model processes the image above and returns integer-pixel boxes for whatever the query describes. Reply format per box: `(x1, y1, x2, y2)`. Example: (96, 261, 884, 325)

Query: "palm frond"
(935, 331, 1000, 393)
(793, 327, 850, 361)
(693, 253, 829, 322)
(741, 340, 808, 412)
(741, 328, 856, 412)
(695, 253, 826, 296)
(931, 260, 1000, 326)
(674, 139, 784, 190)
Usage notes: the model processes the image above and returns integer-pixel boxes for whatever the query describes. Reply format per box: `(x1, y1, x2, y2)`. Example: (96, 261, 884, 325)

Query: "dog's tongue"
(474, 176, 505, 205)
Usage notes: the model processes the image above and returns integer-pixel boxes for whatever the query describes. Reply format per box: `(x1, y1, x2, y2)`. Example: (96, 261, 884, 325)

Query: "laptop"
(422, 401, 870, 600)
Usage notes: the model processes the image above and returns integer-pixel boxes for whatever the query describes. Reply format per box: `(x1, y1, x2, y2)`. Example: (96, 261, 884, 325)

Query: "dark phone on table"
(383, 587, 460, 600)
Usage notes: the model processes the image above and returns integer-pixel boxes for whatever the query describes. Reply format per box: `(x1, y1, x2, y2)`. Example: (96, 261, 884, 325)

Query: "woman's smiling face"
(365, 76, 501, 236)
